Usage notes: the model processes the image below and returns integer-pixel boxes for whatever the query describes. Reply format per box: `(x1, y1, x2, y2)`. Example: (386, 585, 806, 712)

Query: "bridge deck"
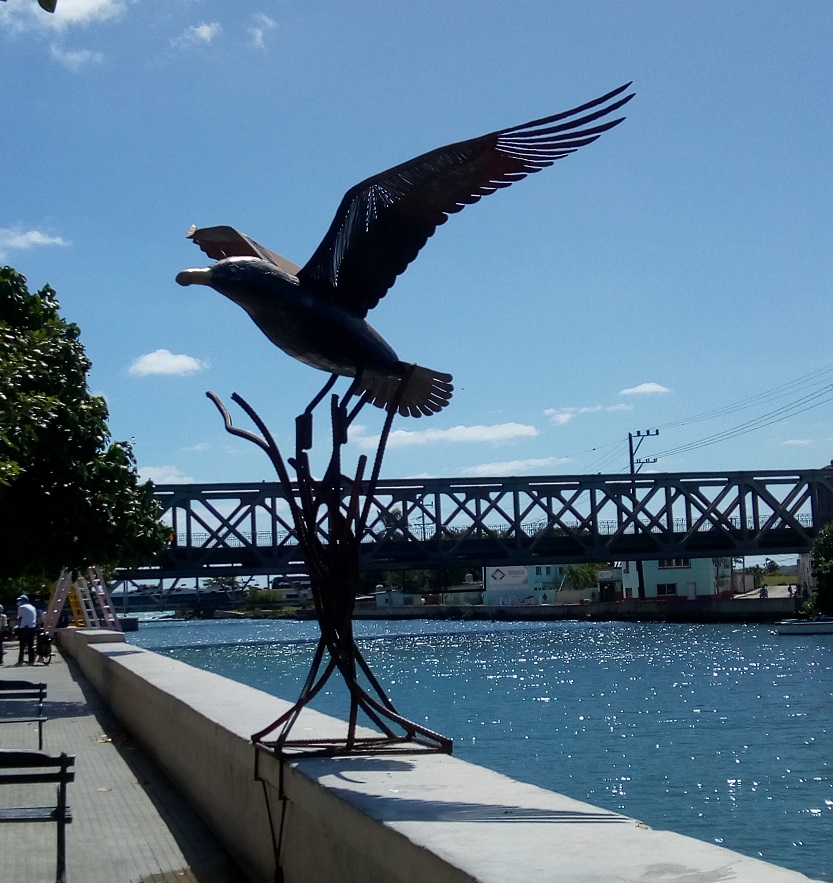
(121, 468, 833, 579)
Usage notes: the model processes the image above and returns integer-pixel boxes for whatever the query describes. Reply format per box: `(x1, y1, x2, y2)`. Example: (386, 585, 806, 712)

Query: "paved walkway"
(0, 643, 248, 883)
(736, 583, 804, 600)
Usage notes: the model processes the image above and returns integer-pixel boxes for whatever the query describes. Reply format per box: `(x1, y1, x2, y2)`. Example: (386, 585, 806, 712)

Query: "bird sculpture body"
(177, 83, 634, 417)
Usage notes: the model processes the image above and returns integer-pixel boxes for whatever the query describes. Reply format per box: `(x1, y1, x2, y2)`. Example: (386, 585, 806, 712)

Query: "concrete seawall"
(58, 628, 822, 883)
(355, 597, 795, 622)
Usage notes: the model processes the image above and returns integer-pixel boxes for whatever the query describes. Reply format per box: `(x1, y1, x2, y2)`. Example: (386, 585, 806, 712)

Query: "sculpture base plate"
(256, 733, 453, 760)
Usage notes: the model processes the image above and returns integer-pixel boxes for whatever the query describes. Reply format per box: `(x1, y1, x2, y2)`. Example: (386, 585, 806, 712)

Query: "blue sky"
(4, 1, 833, 500)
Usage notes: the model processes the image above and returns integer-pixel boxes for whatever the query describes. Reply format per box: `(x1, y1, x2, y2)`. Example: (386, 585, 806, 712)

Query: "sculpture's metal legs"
(208, 372, 452, 757)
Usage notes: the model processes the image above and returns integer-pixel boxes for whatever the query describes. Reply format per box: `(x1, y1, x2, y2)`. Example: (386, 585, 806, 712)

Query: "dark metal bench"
(0, 680, 47, 749)
(0, 749, 74, 883)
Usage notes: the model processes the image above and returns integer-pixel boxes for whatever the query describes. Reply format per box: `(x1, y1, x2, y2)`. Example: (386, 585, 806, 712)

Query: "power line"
(653, 384, 833, 460)
(656, 362, 833, 431)
(584, 439, 629, 473)
(565, 362, 833, 472)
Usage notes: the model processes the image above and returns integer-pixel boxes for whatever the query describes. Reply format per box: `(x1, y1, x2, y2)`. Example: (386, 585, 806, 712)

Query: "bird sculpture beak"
(176, 267, 213, 287)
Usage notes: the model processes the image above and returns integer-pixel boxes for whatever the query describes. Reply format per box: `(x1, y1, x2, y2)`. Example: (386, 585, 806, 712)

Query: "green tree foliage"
(358, 566, 476, 595)
(809, 522, 833, 615)
(564, 563, 601, 590)
(0, 266, 169, 587)
(203, 576, 250, 592)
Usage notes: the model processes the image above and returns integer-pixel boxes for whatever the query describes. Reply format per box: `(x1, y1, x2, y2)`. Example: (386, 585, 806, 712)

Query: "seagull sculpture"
(177, 83, 634, 417)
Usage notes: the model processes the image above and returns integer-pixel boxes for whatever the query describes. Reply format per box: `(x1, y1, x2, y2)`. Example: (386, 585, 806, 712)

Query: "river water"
(127, 618, 832, 880)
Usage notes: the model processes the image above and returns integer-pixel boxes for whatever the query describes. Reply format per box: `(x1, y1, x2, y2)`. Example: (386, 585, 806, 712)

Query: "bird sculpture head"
(179, 83, 634, 417)
(177, 257, 293, 312)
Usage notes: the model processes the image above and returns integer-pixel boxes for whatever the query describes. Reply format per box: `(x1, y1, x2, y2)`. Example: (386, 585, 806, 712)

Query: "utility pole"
(628, 429, 659, 474)
(628, 429, 659, 599)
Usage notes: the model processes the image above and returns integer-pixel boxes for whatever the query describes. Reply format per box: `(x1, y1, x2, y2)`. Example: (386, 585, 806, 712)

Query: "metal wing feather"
(297, 83, 634, 318)
(186, 224, 302, 277)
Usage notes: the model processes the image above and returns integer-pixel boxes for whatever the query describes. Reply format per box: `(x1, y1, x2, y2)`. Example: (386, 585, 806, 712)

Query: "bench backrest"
(0, 750, 75, 785)
(0, 681, 47, 700)
(0, 680, 46, 709)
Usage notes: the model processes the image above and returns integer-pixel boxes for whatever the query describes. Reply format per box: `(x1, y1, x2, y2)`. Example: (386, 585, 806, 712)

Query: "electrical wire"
(656, 362, 833, 431)
(653, 384, 833, 460)
(584, 439, 629, 473)
(563, 362, 833, 473)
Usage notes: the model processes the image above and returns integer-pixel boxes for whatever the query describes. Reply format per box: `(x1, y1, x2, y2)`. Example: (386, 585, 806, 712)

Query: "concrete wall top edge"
(290, 754, 819, 883)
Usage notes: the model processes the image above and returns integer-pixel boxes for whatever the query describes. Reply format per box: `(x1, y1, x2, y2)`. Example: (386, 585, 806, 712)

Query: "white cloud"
(139, 465, 195, 484)
(0, 0, 125, 32)
(619, 382, 671, 396)
(183, 442, 241, 456)
(781, 438, 813, 446)
(0, 227, 68, 258)
(351, 422, 538, 450)
(461, 456, 571, 477)
(547, 411, 577, 426)
(47, 0, 123, 25)
(171, 21, 221, 49)
(249, 12, 276, 49)
(128, 349, 208, 376)
(545, 403, 632, 425)
(50, 45, 103, 68)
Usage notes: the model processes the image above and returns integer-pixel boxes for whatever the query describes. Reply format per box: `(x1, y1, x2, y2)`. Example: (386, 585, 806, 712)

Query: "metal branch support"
(207, 372, 452, 758)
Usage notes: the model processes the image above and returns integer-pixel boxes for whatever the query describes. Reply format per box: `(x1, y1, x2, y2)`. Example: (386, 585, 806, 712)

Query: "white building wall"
(621, 558, 731, 599)
(797, 553, 815, 591)
(483, 564, 619, 605)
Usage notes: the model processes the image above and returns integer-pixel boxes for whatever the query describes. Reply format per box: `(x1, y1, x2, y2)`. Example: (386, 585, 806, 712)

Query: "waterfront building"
(374, 573, 485, 608)
(620, 557, 733, 599)
(373, 557, 754, 609)
(482, 563, 623, 606)
(796, 552, 815, 592)
(374, 586, 417, 608)
(438, 572, 485, 606)
(269, 575, 313, 607)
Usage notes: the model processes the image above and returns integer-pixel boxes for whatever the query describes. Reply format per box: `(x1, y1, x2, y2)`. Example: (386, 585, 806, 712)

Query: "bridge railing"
(118, 468, 833, 579)
(170, 512, 816, 549)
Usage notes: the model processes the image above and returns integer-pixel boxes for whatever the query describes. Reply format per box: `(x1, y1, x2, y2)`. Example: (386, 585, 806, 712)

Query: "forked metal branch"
(207, 373, 452, 757)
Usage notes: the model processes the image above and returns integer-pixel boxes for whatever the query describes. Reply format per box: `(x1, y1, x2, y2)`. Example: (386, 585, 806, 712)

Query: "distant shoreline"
(351, 596, 796, 624)
(129, 595, 798, 626)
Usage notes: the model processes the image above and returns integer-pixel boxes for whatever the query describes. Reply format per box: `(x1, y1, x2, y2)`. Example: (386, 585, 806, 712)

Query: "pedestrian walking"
(15, 594, 37, 666)
(0, 605, 7, 664)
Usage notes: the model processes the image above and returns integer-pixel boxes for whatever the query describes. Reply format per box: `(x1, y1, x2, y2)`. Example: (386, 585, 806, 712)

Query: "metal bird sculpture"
(177, 83, 634, 417)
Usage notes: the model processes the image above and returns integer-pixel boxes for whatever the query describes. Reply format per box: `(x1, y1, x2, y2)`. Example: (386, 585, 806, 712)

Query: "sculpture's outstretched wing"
(186, 224, 302, 277)
(298, 83, 634, 318)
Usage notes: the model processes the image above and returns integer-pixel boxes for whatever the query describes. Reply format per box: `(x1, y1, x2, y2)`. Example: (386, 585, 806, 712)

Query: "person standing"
(0, 605, 7, 665)
(15, 594, 37, 666)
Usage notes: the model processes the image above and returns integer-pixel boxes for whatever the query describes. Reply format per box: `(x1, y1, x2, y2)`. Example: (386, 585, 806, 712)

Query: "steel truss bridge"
(118, 468, 833, 580)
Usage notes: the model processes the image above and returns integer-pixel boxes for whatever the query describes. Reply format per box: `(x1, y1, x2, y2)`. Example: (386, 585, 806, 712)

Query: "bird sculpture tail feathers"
(360, 365, 453, 417)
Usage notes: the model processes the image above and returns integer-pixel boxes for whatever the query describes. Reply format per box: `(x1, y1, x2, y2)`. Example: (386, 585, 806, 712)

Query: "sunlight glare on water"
(129, 619, 832, 880)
